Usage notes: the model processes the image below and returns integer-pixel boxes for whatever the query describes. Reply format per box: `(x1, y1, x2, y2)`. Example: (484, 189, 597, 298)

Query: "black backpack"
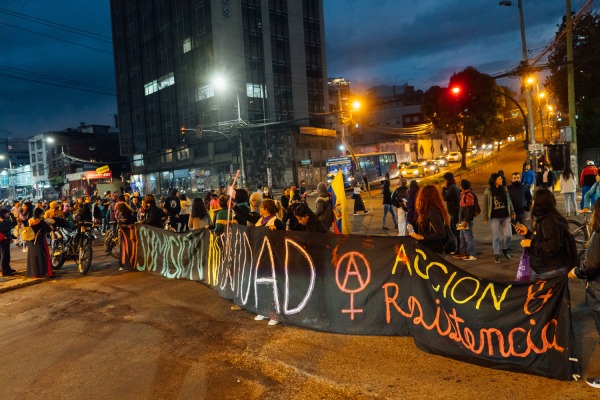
(391, 187, 408, 210)
(472, 193, 481, 217)
(562, 228, 580, 269)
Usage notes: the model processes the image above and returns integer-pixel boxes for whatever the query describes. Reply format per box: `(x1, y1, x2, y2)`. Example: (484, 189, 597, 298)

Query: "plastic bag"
(516, 250, 531, 282)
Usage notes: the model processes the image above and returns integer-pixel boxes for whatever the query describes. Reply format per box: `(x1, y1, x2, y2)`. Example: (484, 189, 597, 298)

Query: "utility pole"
(566, 0, 578, 177)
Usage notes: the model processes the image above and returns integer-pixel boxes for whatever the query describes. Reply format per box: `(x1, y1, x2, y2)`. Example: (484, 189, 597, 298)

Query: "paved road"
(1, 145, 599, 399)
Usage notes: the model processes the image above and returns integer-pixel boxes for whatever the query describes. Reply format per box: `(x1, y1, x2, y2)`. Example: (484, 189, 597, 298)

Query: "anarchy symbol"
(335, 252, 371, 320)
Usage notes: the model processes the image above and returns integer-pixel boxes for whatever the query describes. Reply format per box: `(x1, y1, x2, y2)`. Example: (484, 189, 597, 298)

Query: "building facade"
(110, 0, 330, 194)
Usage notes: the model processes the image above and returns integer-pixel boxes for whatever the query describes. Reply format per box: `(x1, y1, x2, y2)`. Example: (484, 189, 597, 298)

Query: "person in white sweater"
(559, 165, 578, 217)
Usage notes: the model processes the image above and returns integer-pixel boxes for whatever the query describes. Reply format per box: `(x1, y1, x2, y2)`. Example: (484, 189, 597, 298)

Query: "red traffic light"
(450, 86, 461, 95)
(181, 125, 186, 134)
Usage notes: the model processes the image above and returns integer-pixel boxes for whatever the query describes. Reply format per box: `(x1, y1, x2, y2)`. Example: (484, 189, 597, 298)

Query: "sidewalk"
(0, 243, 46, 293)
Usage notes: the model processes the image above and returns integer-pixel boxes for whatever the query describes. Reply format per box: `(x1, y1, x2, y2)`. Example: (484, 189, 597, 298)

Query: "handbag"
(516, 250, 532, 282)
(21, 226, 36, 241)
(430, 222, 457, 254)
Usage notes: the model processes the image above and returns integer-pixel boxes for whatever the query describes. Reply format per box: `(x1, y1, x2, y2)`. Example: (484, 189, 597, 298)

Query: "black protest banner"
(121, 224, 580, 380)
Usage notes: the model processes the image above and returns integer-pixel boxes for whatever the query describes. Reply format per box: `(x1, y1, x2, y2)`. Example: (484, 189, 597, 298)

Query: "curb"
(0, 277, 47, 294)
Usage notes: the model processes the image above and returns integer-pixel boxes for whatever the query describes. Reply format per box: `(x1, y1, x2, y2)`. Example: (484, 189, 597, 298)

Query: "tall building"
(110, 0, 331, 194)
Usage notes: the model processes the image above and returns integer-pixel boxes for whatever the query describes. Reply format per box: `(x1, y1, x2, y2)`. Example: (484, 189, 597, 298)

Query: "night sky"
(0, 0, 569, 139)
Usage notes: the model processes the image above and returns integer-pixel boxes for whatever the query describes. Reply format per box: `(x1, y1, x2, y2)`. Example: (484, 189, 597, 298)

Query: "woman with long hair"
(292, 204, 327, 233)
(188, 197, 209, 230)
(560, 164, 578, 216)
(516, 188, 569, 279)
(483, 172, 514, 264)
(569, 197, 600, 388)
(408, 184, 449, 254)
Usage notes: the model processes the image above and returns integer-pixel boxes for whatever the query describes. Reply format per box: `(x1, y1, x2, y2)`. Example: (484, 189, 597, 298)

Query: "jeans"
(563, 192, 577, 214)
(489, 217, 512, 255)
(382, 204, 397, 227)
(459, 221, 476, 257)
(396, 208, 407, 236)
(581, 186, 592, 209)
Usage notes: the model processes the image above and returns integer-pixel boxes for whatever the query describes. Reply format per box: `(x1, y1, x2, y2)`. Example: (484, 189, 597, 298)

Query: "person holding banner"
(516, 188, 569, 279)
(293, 204, 327, 233)
(569, 197, 600, 388)
(257, 199, 284, 231)
(408, 185, 449, 254)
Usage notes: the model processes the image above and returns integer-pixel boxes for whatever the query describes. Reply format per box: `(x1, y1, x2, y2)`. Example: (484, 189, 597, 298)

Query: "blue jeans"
(563, 192, 577, 214)
(459, 221, 476, 257)
(489, 217, 512, 255)
(382, 204, 397, 226)
(581, 186, 593, 209)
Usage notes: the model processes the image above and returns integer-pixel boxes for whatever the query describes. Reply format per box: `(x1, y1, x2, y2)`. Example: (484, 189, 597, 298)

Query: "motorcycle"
(50, 221, 97, 275)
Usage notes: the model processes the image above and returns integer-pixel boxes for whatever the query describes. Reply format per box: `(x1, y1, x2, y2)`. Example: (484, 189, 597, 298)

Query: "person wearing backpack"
(568, 197, 600, 389)
(314, 182, 334, 231)
(516, 188, 570, 279)
(453, 179, 477, 261)
(392, 178, 409, 235)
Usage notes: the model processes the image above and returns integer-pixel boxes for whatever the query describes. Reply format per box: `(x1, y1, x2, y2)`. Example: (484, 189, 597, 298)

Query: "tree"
(545, 11, 600, 149)
(49, 175, 66, 189)
(421, 67, 504, 169)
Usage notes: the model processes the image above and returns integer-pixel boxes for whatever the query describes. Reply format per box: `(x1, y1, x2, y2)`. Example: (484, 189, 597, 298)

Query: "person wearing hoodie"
(508, 172, 532, 230)
(580, 160, 598, 209)
(442, 172, 461, 252)
(314, 182, 334, 231)
(453, 179, 477, 261)
(483, 172, 515, 264)
(516, 187, 570, 279)
(381, 179, 397, 231)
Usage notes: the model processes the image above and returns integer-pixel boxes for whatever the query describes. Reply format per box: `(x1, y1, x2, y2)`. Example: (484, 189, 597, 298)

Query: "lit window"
(183, 38, 192, 53)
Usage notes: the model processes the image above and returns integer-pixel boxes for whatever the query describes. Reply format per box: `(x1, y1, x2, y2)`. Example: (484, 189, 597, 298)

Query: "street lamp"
(212, 74, 246, 187)
(499, 0, 536, 146)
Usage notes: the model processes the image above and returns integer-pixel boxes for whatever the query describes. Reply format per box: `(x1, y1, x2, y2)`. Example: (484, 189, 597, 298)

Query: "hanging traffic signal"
(181, 125, 186, 135)
(450, 86, 461, 96)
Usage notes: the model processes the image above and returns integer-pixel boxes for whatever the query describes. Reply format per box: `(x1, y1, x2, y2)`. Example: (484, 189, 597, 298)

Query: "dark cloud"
(0, 2, 115, 138)
(0, 0, 570, 138)
(324, 0, 565, 90)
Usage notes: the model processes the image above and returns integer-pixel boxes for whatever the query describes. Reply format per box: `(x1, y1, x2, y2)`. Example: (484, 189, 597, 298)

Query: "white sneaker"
(586, 376, 600, 388)
(254, 315, 267, 321)
(267, 319, 279, 326)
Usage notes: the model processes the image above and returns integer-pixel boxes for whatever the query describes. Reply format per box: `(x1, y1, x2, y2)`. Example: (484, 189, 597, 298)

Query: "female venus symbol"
(335, 252, 371, 320)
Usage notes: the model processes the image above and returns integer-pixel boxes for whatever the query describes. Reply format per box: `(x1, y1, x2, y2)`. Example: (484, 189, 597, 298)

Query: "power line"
(0, 21, 112, 54)
(0, 71, 116, 96)
(0, 65, 115, 92)
(0, 7, 112, 43)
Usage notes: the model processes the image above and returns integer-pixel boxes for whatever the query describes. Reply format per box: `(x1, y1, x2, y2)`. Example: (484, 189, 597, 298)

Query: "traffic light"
(450, 86, 461, 96)
(308, 150, 313, 160)
(181, 125, 186, 135)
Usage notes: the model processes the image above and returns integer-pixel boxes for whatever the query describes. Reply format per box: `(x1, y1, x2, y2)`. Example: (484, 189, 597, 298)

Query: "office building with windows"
(110, 0, 333, 193)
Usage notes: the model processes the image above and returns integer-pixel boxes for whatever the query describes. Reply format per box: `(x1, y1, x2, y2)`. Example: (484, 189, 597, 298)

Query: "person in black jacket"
(381, 180, 397, 231)
(0, 209, 16, 276)
(142, 194, 165, 228)
(409, 184, 449, 254)
(508, 172, 532, 230)
(569, 197, 600, 388)
(442, 172, 461, 252)
(292, 204, 326, 233)
(516, 188, 568, 279)
(164, 189, 181, 228)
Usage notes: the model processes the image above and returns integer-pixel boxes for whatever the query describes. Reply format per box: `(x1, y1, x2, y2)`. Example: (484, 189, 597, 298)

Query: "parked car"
(447, 152, 462, 162)
(434, 156, 448, 167)
(401, 163, 425, 178)
(423, 160, 440, 175)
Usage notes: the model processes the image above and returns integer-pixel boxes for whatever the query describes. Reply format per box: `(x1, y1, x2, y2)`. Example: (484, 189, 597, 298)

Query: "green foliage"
(545, 11, 600, 150)
(48, 175, 65, 188)
(421, 67, 506, 168)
